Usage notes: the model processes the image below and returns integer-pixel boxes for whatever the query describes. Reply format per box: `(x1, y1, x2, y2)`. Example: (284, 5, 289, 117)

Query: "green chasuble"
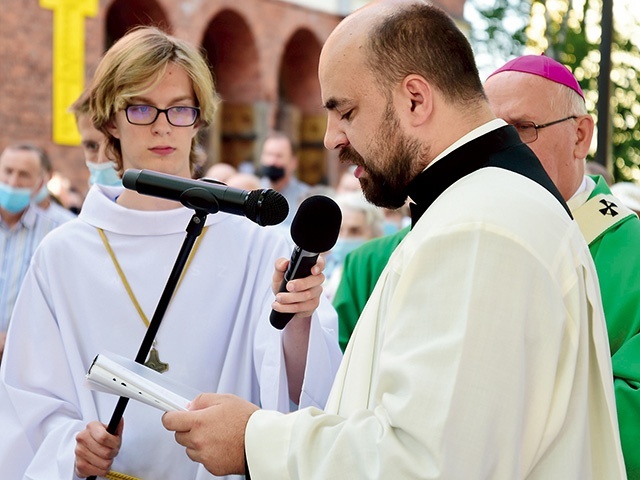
(581, 176, 640, 480)
(333, 227, 410, 351)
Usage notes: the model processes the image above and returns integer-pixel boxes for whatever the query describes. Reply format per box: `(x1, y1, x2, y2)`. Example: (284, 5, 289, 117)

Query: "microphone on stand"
(270, 195, 342, 330)
(122, 168, 289, 226)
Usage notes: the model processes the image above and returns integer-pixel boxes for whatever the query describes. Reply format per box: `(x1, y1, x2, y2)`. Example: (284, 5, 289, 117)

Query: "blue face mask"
(32, 183, 49, 204)
(325, 237, 367, 277)
(0, 182, 33, 213)
(382, 220, 400, 236)
(87, 161, 122, 187)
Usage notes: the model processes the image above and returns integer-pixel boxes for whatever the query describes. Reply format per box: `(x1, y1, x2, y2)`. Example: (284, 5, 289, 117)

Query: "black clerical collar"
(406, 125, 570, 227)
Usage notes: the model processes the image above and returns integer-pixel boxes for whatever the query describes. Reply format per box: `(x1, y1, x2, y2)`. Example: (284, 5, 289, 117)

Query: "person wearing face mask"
(0, 143, 75, 361)
(259, 130, 310, 228)
(86, 158, 123, 186)
(324, 191, 384, 301)
(35, 150, 79, 220)
(69, 88, 123, 188)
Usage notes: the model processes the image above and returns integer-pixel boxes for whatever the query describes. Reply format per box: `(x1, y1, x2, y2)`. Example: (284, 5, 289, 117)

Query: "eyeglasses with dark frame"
(511, 115, 577, 144)
(125, 105, 200, 127)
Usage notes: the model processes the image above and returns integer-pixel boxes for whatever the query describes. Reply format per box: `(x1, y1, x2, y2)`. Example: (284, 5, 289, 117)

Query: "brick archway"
(202, 9, 262, 169)
(105, 0, 170, 49)
(278, 29, 326, 185)
(202, 9, 261, 104)
(279, 28, 322, 116)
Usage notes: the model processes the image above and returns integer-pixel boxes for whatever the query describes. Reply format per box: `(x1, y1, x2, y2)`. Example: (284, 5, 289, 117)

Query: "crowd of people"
(1, 1, 640, 479)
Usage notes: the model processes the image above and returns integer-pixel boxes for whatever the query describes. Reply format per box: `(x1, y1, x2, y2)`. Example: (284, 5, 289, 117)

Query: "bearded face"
(339, 102, 427, 209)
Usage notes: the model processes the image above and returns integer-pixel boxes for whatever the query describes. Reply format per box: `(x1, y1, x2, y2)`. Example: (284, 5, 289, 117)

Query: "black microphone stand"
(88, 209, 208, 480)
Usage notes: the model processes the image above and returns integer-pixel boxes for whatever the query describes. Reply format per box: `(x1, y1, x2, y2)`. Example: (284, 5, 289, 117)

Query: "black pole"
(595, 0, 613, 167)
(87, 210, 208, 480)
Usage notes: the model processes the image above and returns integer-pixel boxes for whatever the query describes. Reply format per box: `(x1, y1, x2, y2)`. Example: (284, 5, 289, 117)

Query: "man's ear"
(34, 176, 46, 195)
(400, 75, 433, 127)
(574, 114, 594, 160)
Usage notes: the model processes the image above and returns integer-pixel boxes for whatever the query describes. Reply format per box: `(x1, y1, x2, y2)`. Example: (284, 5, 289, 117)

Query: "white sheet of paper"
(85, 352, 199, 412)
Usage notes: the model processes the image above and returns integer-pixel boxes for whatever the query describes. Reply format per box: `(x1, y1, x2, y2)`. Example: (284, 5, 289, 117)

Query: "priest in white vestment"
(162, 3, 627, 479)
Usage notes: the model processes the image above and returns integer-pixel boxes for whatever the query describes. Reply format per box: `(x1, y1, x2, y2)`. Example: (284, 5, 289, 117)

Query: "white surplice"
(0, 184, 342, 480)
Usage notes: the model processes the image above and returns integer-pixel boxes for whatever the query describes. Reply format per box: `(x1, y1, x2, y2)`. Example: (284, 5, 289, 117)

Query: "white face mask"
(86, 161, 122, 187)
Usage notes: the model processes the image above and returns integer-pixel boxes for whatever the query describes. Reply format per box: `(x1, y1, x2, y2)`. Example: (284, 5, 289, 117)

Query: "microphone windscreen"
(246, 189, 289, 226)
(291, 195, 342, 252)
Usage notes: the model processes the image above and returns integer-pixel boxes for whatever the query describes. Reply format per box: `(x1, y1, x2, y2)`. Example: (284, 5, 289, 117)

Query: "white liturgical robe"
(245, 166, 626, 479)
(0, 184, 342, 480)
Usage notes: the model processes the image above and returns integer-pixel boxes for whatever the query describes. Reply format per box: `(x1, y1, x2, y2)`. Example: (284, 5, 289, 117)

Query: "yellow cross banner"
(40, 0, 98, 145)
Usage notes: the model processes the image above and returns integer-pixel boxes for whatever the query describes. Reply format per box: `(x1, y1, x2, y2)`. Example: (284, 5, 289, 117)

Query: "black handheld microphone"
(270, 195, 342, 330)
(122, 168, 289, 227)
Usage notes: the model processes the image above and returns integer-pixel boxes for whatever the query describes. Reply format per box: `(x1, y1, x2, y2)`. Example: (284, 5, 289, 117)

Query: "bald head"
(322, 0, 485, 108)
(325, 0, 402, 39)
(319, 4, 372, 97)
(205, 162, 236, 183)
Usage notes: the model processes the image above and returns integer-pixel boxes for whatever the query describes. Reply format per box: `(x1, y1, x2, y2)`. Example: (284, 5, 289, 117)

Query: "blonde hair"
(69, 88, 91, 118)
(90, 26, 220, 174)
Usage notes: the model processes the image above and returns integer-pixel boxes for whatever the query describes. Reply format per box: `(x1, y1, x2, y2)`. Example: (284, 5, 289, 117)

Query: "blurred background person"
(237, 157, 256, 175)
(204, 161, 237, 183)
(611, 181, 640, 216)
(332, 165, 411, 349)
(585, 161, 613, 186)
(324, 192, 384, 301)
(259, 130, 310, 227)
(225, 172, 261, 191)
(301, 184, 336, 199)
(69, 89, 122, 188)
(338, 166, 409, 236)
(34, 148, 78, 222)
(46, 172, 84, 214)
(331, 166, 410, 350)
(333, 222, 410, 351)
(381, 204, 411, 236)
(0, 143, 74, 360)
(335, 165, 361, 195)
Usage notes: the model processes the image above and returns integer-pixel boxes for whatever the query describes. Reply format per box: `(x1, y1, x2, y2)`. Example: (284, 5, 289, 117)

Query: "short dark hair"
(262, 130, 297, 155)
(365, 2, 485, 106)
(5, 143, 51, 173)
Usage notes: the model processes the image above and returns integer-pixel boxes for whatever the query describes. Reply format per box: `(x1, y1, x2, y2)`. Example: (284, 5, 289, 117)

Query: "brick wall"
(0, 0, 466, 198)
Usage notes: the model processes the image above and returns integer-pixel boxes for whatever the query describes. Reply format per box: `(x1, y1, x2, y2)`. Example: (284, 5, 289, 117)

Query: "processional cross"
(40, 0, 98, 145)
